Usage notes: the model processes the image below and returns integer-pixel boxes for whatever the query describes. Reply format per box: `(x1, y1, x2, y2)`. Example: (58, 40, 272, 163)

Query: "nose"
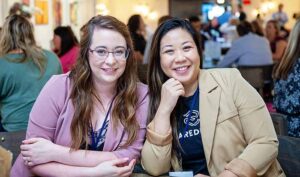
(105, 52, 117, 66)
(174, 50, 186, 63)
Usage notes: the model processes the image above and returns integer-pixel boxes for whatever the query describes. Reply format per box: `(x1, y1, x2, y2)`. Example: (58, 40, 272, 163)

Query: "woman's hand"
(21, 138, 58, 166)
(159, 78, 185, 114)
(152, 78, 185, 135)
(92, 158, 136, 177)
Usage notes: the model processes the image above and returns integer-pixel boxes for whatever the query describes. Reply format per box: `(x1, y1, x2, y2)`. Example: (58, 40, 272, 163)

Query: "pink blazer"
(11, 73, 149, 177)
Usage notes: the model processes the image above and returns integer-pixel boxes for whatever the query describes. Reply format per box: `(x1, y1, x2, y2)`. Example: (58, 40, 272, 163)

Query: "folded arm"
(141, 122, 173, 176)
(226, 69, 279, 176)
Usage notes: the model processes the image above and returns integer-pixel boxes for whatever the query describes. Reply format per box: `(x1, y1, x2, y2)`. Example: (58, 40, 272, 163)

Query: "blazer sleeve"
(112, 86, 149, 161)
(226, 69, 279, 176)
(10, 75, 66, 177)
(141, 121, 173, 176)
(27, 75, 67, 140)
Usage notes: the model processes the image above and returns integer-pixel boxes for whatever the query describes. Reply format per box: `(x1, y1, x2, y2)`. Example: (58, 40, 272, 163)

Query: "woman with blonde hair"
(273, 19, 300, 138)
(11, 15, 149, 177)
(0, 15, 61, 132)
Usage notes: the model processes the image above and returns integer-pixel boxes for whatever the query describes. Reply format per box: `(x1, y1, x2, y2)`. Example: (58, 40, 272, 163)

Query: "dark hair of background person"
(54, 26, 79, 57)
(147, 18, 202, 156)
(0, 14, 46, 75)
(251, 20, 264, 36)
(69, 15, 139, 150)
(274, 19, 300, 80)
(188, 16, 200, 23)
(158, 15, 173, 25)
(237, 21, 253, 36)
(238, 4, 247, 21)
(127, 14, 142, 34)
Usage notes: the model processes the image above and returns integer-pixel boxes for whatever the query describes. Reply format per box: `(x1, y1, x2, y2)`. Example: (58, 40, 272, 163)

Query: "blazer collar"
(199, 69, 221, 165)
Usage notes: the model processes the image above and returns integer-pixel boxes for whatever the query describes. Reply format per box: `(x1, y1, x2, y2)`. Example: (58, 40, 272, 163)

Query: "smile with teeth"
(174, 66, 189, 71)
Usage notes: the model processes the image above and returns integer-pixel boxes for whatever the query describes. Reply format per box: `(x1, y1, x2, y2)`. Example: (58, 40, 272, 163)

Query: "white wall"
(106, 0, 169, 31)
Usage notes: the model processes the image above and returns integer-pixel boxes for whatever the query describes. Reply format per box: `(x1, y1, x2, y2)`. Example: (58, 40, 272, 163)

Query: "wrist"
(153, 108, 172, 135)
(156, 105, 172, 118)
(52, 144, 67, 163)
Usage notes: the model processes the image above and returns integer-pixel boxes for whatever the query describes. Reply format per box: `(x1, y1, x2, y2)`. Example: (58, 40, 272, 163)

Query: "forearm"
(53, 144, 117, 166)
(141, 140, 172, 176)
(141, 122, 173, 176)
(31, 162, 95, 177)
(152, 106, 172, 135)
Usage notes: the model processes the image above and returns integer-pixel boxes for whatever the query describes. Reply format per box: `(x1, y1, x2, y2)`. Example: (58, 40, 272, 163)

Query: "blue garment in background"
(217, 33, 273, 67)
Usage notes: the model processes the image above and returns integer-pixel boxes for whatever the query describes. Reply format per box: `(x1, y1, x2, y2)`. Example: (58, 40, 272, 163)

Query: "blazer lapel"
(199, 70, 221, 165)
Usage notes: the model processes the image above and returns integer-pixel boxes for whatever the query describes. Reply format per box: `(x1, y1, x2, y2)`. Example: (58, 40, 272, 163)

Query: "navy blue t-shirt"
(177, 87, 209, 175)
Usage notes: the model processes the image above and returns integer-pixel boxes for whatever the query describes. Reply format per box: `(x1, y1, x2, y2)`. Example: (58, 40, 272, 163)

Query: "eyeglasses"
(89, 47, 130, 61)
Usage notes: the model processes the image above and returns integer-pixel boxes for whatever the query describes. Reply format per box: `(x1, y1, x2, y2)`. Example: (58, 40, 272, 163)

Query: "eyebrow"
(94, 46, 126, 50)
(161, 45, 172, 51)
(161, 41, 193, 50)
(182, 41, 193, 45)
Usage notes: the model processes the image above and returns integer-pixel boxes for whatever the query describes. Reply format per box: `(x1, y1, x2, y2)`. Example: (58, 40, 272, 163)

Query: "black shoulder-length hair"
(54, 26, 78, 57)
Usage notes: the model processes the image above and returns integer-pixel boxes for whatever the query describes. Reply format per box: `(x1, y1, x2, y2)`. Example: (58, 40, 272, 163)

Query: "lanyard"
(179, 86, 199, 146)
(90, 97, 115, 150)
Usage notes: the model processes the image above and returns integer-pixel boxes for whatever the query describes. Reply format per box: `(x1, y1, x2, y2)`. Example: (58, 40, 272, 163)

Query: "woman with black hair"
(53, 26, 79, 73)
(127, 14, 146, 63)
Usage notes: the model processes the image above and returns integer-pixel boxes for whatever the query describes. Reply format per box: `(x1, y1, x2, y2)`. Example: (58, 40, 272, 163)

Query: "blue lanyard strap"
(179, 86, 199, 145)
(90, 97, 115, 149)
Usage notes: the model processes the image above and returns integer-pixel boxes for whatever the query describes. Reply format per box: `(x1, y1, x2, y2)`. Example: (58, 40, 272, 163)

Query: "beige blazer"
(141, 69, 285, 177)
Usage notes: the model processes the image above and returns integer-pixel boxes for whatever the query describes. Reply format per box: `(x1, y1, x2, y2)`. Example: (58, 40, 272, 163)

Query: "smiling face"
(88, 28, 127, 86)
(266, 21, 278, 40)
(160, 28, 200, 88)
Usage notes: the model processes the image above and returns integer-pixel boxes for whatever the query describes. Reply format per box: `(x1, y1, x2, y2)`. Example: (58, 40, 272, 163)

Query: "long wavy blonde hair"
(274, 19, 300, 79)
(0, 15, 46, 74)
(69, 15, 139, 149)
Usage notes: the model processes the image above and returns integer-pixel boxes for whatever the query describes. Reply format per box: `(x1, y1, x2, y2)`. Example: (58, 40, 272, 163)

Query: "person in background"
(219, 17, 239, 43)
(272, 3, 288, 28)
(204, 17, 222, 40)
(237, 4, 247, 22)
(0, 15, 62, 132)
(255, 13, 264, 27)
(128, 14, 147, 64)
(217, 6, 232, 25)
(53, 26, 79, 73)
(188, 15, 209, 51)
(188, 16, 201, 32)
(273, 19, 300, 138)
(266, 20, 287, 62)
(141, 18, 284, 177)
(143, 15, 173, 64)
(251, 20, 264, 37)
(9, 2, 32, 19)
(217, 21, 273, 67)
(11, 15, 149, 177)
